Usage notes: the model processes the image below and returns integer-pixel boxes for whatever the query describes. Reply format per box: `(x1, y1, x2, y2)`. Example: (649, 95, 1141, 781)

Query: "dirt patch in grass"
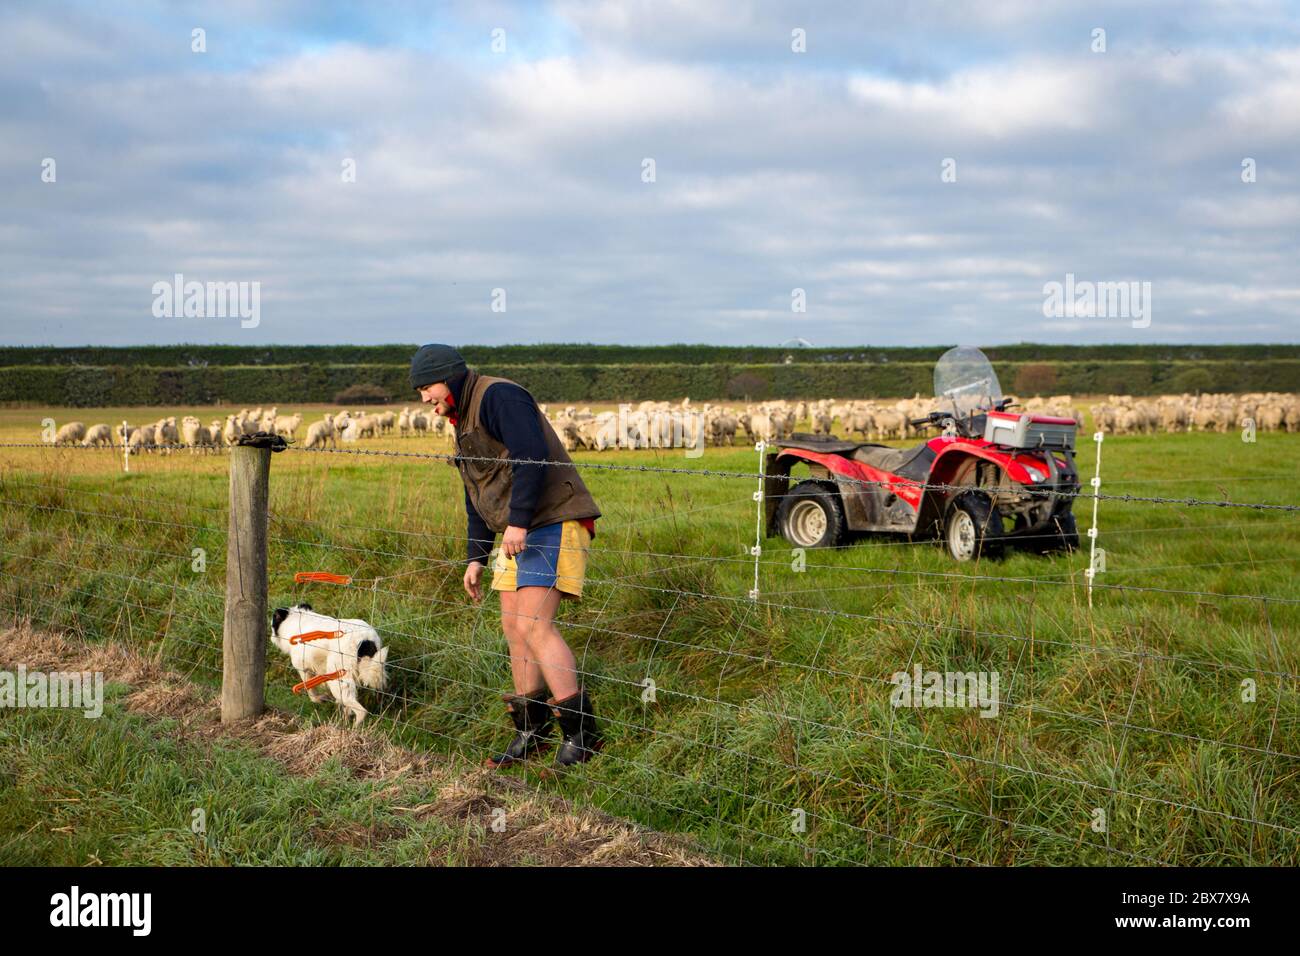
(0, 619, 712, 867)
(308, 818, 410, 850)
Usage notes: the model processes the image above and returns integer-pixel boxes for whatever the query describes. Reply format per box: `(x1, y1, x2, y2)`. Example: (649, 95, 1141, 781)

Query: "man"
(410, 343, 603, 767)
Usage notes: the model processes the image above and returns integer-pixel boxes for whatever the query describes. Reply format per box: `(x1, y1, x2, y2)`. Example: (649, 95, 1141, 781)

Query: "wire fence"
(4, 440, 1300, 511)
(1, 437, 1298, 866)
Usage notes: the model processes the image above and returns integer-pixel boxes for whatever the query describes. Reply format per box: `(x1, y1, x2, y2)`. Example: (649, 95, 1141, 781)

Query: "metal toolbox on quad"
(983, 411, 1077, 450)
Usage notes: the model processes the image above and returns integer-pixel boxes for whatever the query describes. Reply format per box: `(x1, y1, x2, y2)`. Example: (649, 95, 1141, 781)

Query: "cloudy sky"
(2, 0, 1298, 347)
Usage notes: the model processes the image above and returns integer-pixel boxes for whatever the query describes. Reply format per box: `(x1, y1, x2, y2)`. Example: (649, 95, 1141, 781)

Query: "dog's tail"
(353, 641, 388, 692)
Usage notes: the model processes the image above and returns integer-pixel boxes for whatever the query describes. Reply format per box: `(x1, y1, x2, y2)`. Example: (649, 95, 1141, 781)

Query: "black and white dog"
(270, 603, 389, 725)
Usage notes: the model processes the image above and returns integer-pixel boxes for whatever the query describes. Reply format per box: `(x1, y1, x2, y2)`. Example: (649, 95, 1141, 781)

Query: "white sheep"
(180, 416, 205, 451)
(223, 415, 243, 446)
(81, 424, 113, 448)
(332, 410, 352, 441)
(304, 415, 336, 449)
(53, 422, 86, 446)
(155, 417, 180, 449)
(273, 412, 303, 439)
(127, 427, 153, 455)
(355, 414, 378, 438)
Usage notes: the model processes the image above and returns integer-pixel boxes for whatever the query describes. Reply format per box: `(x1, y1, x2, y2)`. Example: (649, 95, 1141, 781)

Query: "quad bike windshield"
(933, 346, 1003, 420)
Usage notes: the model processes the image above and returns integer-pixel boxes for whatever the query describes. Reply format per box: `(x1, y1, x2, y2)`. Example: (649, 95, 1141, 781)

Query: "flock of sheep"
(303, 407, 451, 447)
(547, 396, 1065, 450)
(45, 390, 1300, 454)
(48, 405, 453, 453)
(53, 408, 305, 454)
(546, 391, 1300, 448)
(1090, 392, 1300, 435)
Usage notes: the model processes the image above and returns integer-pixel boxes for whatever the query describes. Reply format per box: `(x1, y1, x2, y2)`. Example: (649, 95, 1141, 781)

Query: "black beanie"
(409, 344, 468, 390)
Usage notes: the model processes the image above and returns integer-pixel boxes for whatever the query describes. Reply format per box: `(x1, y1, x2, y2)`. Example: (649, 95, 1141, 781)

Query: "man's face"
(417, 382, 453, 417)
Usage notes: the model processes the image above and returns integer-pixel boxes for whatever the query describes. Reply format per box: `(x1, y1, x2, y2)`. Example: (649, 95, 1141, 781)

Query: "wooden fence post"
(222, 442, 272, 722)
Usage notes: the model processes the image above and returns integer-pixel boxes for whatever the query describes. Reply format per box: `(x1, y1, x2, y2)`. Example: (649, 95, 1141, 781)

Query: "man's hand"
(501, 525, 528, 559)
(464, 561, 485, 602)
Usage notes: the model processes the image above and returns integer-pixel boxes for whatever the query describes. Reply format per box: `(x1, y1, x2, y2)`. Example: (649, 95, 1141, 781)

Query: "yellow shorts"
(491, 519, 591, 599)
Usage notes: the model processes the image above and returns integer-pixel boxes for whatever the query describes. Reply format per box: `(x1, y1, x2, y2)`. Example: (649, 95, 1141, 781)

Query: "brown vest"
(454, 369, 601, 533)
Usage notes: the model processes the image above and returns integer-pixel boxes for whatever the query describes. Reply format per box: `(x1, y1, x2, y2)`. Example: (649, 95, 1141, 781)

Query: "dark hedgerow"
(1012, 362, 1059, 396)
(1, 356, 1298, 408)
(334, 383, 391, 405)
(727, 371, 770, 401)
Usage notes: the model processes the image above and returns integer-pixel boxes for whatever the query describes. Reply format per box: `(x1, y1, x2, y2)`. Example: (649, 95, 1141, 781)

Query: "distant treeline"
(4, 358, 1298, 407)
(3, 343, 1300, 368)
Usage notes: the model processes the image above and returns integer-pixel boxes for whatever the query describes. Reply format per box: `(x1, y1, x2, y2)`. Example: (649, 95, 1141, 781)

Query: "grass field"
(2, 403, 1298, 865)
(0, 624, 704, 866)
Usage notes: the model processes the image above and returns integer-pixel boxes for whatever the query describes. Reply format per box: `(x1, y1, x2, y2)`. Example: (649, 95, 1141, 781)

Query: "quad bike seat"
(777, 433, 862, 455)
(778, 432, 935, 482)
(849, 443, 934, 481)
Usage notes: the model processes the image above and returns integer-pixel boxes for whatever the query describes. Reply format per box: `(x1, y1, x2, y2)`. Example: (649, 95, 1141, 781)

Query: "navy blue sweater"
(448, 371, 549, 565)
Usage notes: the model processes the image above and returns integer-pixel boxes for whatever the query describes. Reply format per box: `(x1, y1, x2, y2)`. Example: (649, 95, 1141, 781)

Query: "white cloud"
(1, 2, 1299, 345)
(847, 62, 1102, 137)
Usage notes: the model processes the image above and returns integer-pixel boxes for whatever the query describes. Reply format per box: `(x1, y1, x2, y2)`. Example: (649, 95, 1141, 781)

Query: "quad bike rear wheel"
(777, 480, 846, 548)
(944, 492, 1003, 561)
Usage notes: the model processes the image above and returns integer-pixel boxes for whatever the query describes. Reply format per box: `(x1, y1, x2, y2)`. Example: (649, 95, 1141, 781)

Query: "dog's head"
(271, 603, 313, 638)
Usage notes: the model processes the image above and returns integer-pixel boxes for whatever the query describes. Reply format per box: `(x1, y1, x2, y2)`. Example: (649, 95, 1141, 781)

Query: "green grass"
(2, 406, 1298, 866)
(0, 682, 494, 866)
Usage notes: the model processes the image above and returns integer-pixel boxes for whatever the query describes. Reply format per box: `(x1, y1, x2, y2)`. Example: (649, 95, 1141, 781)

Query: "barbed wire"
(6, 485, 1300, 607)
(4, 440, 1299, 511)
(7, 474, 1296, 553)
(287, 444, 1300, 512)
(8, 456, 1300, 617)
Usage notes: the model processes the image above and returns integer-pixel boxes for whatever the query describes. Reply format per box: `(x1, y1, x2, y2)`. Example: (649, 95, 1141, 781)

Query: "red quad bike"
(764, 347, 1081, 561)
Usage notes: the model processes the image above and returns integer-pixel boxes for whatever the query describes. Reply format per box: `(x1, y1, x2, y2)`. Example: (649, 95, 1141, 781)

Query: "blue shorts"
(491, 520, 591, 598)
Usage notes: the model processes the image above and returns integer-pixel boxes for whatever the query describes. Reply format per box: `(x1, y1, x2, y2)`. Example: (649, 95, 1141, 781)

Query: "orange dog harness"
(288, 629, 344, 646)
(294, 572, 353, 585)
(292, 670, 347, 694)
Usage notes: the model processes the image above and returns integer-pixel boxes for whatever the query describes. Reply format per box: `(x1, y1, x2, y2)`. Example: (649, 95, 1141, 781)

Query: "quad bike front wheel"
(1044, 511, 1079, 553)
(944, 492, 1003, 561)
(777, 480, 846, 549)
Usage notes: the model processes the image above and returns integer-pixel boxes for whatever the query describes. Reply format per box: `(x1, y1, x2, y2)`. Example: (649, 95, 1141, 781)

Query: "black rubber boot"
(484, 690, 554, 768)
(550, 689, 603, 766)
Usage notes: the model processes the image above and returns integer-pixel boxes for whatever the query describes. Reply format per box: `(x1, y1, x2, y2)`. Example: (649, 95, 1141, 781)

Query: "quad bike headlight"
(1023, 465, 1046, 483)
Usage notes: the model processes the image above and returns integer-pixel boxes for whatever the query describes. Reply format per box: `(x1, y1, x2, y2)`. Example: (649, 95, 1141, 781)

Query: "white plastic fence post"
(750, 440, 765, 601)
(122, 420, 129, 473)
(1085, 431, 1103, 608)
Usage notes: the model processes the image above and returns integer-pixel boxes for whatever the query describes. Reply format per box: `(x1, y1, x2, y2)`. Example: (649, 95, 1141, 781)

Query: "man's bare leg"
(512, 585, 580, 700)
(498, 589, 546, 694)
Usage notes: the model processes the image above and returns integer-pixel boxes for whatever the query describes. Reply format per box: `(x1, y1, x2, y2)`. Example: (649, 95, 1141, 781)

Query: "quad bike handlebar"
(911, 398, 1018, 428)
